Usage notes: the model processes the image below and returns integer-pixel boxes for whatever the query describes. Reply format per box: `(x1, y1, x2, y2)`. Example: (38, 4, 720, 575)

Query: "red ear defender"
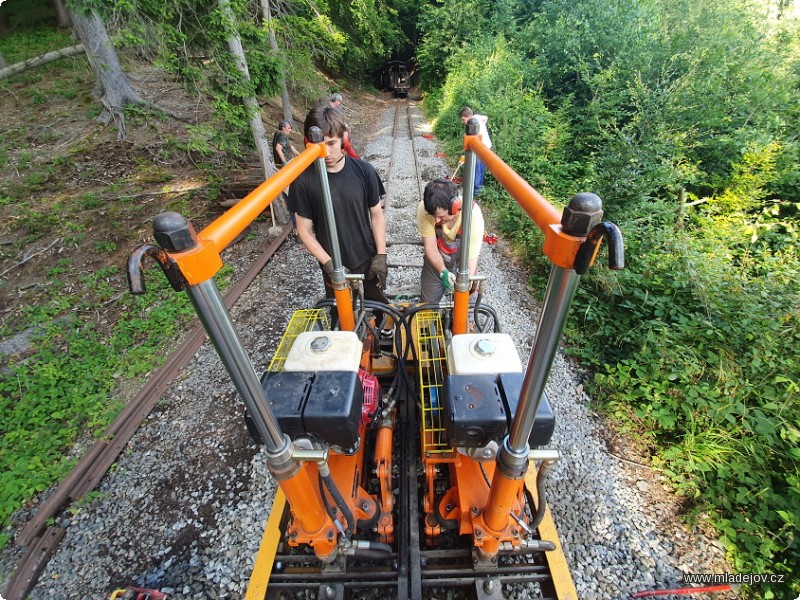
(449, 195, 462, 215)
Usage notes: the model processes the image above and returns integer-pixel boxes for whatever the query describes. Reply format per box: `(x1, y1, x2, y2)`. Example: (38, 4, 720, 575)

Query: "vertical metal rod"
(507, 267, 580, 452)
(185, 279, 287, 453)
(453, 119, 480, 334)
(457, 125, 477, 287)
(313, 158, 344, 273)
(310, 127, 345, 283)
(308, 127, 354, 331)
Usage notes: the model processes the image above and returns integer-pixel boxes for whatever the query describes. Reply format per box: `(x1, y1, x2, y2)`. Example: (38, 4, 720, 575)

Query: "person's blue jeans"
(474, 158, 486, 197)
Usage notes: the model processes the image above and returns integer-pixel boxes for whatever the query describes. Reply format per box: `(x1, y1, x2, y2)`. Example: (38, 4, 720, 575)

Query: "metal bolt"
(152, 211, 197, 252)
(475, 529, 482, 538)
(561, 192, 603, 236)
(471, 506, 479, 515)
(324, 586, 335, 598)
(484, 579, 496, 593)
(327, 530, 334, 540)
(362, 502, 370, 512)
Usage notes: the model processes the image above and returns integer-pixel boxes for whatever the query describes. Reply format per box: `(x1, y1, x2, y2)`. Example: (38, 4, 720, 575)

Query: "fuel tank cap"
(310, 335, 332, 353)
(473, 338, 496, 356)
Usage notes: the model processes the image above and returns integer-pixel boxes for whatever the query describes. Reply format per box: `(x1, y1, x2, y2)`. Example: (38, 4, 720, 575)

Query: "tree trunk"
(68, 8, 144, 139)
(0, 45, 84, 81)
(53, 0, 72, 28)
(217, 0, 288, 224)
(259, 0, 294, 124)
(0, 50, 7, 70)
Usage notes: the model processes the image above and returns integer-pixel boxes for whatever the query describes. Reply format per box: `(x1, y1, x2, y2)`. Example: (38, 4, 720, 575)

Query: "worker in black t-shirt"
(289, 106, 389, 303)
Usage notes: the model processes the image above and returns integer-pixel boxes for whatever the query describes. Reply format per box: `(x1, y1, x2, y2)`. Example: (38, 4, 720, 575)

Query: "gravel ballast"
(1, 96, 735, 600)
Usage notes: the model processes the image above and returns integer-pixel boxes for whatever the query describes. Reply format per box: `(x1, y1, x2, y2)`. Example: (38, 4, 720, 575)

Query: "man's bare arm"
(369, 204, 387, 254)
(296, 214, 330, 264)
(422, 236, 446, 273)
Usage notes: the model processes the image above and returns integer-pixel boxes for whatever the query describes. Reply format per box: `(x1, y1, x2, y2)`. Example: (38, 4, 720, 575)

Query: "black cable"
(476, 304, 501, 333)
(525, 461, 551, 531)
(479, 462, 492, 488)
(433, 498, 459, 531)
(352, 548, 393, 560)
(321, 471, 356, 535)
(472, 287, 485, 331)
(318, 473, 339, 529)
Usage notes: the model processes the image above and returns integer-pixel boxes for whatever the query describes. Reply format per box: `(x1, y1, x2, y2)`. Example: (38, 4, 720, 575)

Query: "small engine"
(444, 334, 554, 449)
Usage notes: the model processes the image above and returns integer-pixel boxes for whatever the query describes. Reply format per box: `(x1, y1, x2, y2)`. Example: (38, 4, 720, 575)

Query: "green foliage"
(581, 215, 800, 589)
(327, 0, 406, 76)
(0, 271, 196, 548)
(0, 28, 76, 64)
(421, 0, 800, 594)
(433, 36, 578, 202)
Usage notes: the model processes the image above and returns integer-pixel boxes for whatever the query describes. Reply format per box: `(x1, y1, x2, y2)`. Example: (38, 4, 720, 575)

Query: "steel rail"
(4, 223, 292, 600)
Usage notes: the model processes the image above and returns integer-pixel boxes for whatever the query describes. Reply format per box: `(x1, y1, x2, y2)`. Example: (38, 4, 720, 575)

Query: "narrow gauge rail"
(3, 227, 292, 600)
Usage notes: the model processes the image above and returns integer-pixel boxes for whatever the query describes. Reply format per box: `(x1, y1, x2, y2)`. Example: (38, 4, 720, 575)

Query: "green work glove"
(367, 254, 388, 288)
(440, 269, 455, 292)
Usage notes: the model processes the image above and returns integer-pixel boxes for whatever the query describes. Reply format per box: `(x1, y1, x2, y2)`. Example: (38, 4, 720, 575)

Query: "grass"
(0, 272, 198, 550)
(0, 27, 229, 551)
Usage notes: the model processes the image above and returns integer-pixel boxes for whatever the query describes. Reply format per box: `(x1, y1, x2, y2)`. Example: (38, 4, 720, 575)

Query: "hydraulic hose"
(318, 474, 339, 528)
(472, 286, 485, 331)
(526, 460, 551, 531)
(320, 471, 356, 536)
(434, 501, 460, 531)
(351, 543, 393, 559)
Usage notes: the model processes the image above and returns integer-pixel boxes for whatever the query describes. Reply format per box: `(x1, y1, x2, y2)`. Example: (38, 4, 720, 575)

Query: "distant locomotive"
(383, 60, 410, 98)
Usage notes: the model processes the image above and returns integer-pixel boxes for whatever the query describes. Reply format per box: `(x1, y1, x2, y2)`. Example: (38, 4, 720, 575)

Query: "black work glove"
(367, 254, 388, 289)
(321, 259, 335, 279)
(322, 260, 350, 280)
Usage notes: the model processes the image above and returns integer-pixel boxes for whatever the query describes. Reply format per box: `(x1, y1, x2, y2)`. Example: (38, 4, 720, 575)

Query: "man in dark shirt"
(289, 106, 389, 303)
(272, 120, 298, 167)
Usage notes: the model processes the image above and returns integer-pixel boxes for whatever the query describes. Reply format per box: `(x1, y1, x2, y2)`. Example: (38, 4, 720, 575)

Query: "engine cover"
(259, 370, 363, 452)
(443, 372, 555, 448)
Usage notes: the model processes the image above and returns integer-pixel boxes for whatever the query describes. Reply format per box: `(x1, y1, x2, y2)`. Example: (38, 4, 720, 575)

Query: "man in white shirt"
(459, 106, 493, 197)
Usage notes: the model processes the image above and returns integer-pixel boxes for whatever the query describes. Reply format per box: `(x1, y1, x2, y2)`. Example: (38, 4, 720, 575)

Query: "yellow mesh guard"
(414, 310, 451, 455)
(267, 309, 330, 372)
